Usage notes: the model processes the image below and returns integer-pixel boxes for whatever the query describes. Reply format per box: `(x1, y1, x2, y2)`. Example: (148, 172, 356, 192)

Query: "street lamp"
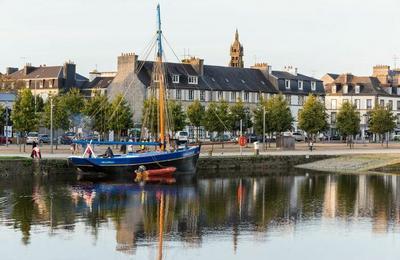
(50, 96, 54, 154)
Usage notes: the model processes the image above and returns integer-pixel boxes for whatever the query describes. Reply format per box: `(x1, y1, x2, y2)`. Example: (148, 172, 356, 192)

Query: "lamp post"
(5, 102, 9, 147)
(50, 97, 54, 154)
(263, 106, 266, 151)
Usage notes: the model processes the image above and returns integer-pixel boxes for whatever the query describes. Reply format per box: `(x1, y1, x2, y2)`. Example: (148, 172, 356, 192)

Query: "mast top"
(156, 4, 163, 58)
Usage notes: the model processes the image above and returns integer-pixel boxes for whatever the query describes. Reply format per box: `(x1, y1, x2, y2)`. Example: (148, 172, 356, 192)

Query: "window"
(225, 78, 229, 83)
(298, 81, 303, 90)
(231, 91, 236, 102)
(331, 99, 337, 109)
(331, 112, 337, 124)
(355, 85, 360, 94)
(397, 113, 400, 124)
(26, 81, 30, 88)
(380, 100, 384, 107)
(343, 98, 348, 103)
(285, 95, 291, 104)
(388, 100, 393, 110)
(153, 73, 160, 82)
(355, 99, 360, 109)
(176, 89, 182, 100)
(367, 99, 372, 109)
(298, 96, 304, 106)
(244, 92, 249, 102)
(343, 84, 348, 94)
(241, 79, 246, 84)
(332, 85, 336, 93)
(211, 77, 216, 82)
(200, 90, 205, 101)
(285, 79, 291, 89)
(311, 81, 317, 91)
(49, 80, 53, 88)
(208, 91, 213, 101)
(172, 74, 180, 83)
(188, 89, 194, 101)
(256, 93, 260, 102)
(261, 81, 266, 85)
(188, 76, 198, 85)
(40, 80, 44, 88)
(218, 91, 223, 101)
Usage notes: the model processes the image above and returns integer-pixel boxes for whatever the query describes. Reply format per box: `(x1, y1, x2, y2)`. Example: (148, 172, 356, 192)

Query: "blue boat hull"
(68, 146, 200, 175)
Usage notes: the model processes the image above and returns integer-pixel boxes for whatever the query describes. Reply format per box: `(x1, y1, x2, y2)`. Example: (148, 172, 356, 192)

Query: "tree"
(268, 94, 293, 135)
(43, 96, 70, 131)
(0, 103, 5, 128)
(83, 94, 111, 139)
(298, 95, 328, 141)
(230, 98, 252, 133)
(58, 88, 86, 130)
(369, 104, 396, 147)
(203, 101, 232, 140)
(187, 100, 205, 142)
(336, 102, 360, 148)
(61, 88, 85, 115)
(142, 98, 159, 138)
(12, 89, 39, 134)
(108, 94, 134, 140)
(167, 100, 186, 134)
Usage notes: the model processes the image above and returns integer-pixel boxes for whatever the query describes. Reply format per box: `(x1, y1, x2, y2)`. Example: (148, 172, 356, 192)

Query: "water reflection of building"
(323, 175, 337, 218)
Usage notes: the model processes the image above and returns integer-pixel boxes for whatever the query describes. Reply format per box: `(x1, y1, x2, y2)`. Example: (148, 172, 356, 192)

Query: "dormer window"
(241, 79, 246, 84)
(332, 85, 337, 93)
(285, 79, 291, 89)
(355, 85, 360, 94)
(298, 80, 303, 90)
(188, 76, 198, 85)
(311, 81, 316, 91)
(172, 74, 180, 84)
(343, 84, 348, 94)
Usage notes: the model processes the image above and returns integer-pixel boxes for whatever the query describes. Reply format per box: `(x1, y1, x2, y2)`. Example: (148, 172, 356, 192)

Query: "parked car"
(175, 131, 189, 144)
(292, 132, 306, 142)
(84, 134, 99, 141)
(246, 133, 261, 143)
(59, 135, 73, 145)
(26, 132, 39, 144)
(211, 134, 231, 142)
(38, 134, 50, 144)
(64, 132, 76, 139)
(393, 134, 400, 141)
(0, 136, 12, 144)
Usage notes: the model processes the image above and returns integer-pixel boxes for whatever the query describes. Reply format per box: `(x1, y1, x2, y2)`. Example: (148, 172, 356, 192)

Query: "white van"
(175, 131, 189, 144)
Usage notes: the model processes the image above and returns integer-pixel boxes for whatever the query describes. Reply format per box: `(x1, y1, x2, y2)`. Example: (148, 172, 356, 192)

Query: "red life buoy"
(239, 136, 247, 147)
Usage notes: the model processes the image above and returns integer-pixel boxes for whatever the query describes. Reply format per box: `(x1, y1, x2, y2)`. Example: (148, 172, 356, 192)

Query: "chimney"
(23, 63, 36, 76)
(6, 67, 18, 75)
(182, 57, 204, 76)
(251, 63, 270, 79)
(284, 65, 298, 76)
(117, 52, 138, 73)
(63, 61, 76, 89)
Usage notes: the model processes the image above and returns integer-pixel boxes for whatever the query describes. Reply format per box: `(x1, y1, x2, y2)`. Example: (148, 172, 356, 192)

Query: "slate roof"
(326, 74, 390, 96)
(8, 66, 88, 82)
(87, 77, 115, 89)
(9, 66, 63, 79)
(326, 73, 339, 80)
(271, 70, 325, 95)
(136, 61, 278, 93)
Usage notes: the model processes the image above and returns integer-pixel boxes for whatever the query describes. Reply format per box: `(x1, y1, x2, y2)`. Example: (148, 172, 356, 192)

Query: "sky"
(1, 0, 400, 78)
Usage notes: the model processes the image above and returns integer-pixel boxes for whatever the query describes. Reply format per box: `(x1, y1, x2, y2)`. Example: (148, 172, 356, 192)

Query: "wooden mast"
(156, 4, 166, 151)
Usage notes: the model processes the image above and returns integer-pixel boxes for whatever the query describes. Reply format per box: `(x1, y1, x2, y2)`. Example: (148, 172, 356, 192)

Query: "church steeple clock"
(229, 29, 244, 68)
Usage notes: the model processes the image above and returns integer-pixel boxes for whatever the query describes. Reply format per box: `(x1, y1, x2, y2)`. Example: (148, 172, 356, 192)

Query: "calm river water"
(1, 170, 400, 260)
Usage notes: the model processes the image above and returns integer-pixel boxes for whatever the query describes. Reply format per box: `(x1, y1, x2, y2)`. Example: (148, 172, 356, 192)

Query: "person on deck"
(105, 147, 114, 158)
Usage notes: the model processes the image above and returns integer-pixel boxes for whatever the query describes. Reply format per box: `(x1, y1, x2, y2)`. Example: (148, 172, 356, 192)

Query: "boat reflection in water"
(4, 173, 400, 259)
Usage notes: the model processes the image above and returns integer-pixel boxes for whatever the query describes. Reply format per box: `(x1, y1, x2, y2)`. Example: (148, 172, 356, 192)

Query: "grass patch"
(0, 156, 31, 160)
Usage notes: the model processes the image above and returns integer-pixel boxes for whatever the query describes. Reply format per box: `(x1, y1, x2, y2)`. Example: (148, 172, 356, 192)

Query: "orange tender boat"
(134, 166, 177, 183)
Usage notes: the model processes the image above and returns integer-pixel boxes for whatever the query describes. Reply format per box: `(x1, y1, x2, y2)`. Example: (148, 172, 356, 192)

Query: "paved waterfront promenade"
(2, 142, 400, 158)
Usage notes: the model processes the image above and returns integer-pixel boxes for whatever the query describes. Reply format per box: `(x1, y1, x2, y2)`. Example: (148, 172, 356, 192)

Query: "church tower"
(229, 29, 244, 68)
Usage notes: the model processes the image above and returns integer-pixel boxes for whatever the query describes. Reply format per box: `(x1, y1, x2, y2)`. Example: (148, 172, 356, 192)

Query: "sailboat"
(68, 5, 201, 175)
